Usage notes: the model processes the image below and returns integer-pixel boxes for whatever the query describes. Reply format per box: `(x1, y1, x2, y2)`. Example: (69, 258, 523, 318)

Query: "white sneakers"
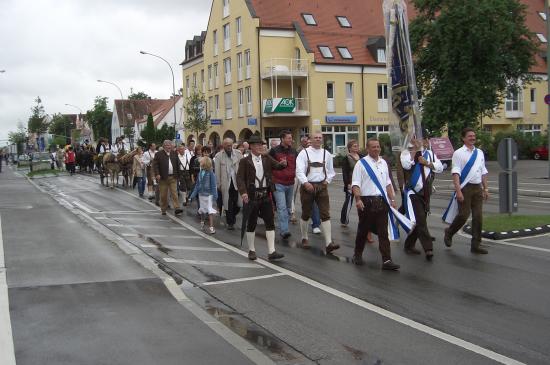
(313, 227, 321, 234)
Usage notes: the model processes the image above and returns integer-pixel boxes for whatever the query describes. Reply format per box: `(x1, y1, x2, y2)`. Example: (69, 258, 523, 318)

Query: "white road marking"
(111, 217, 170, 222)
(94, 210, 159, 214)
(163, 257, 263, 269)
(57, 198, 73, 209)
(106, 223, 187, 230)
(162, 246, 227, 252)
(72, 200, 96, 213)
(0, 216, 17, 365)
(202, 273, 286, 286)
(110, 178, 525, 365)
(458, 231, 550, 253)
(122, 233, 200, 239)
(529, 200, 550, 204)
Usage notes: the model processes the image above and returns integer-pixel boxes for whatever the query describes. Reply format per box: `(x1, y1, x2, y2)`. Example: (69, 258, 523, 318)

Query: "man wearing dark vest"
(237, 135, 286, 261)
(295, 131, 339, 254)
(401, 133, 443, 260)
(269, 130, 297, 240)
(153, 140, 183, 216)
(443, 128, 489, 254)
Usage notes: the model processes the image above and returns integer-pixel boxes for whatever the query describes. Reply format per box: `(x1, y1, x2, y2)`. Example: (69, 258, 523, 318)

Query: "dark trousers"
(178, 170, 193, 193)
(300, 183, 330, 222)
(246, 196, 275, 232)
(355, 196, 391, 262)
(448, 183, 483, 247)
(340, 189, 353, 225)
(225, 181, 239, 226)
(404, 194, 433, 252)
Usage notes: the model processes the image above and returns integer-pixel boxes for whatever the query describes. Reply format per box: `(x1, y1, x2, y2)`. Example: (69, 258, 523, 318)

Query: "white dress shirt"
(451, 145, 487, 184)
(400, 149, 443, 192)
(352, 155, 392, 196)
(178, 150, 192, 171)
(252, 154, 266, 188)
(296, 147, 335, 184)
(167, 151, 174, 175)
(143, 150, 156, 167)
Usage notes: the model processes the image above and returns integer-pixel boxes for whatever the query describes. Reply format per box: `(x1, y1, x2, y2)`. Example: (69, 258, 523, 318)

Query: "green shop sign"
(264, 98, 296, 113)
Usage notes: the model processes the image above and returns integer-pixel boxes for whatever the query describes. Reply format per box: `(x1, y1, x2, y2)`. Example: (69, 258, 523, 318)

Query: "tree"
(128, 91, 150, 100)
(86, 96, 112, 141)
(48, 113, 74, 143)
(183, 89, 210, 142)
(27, 96, 49, 134)
(138, 113, 156, 147)
(410, 0, 538, 145)
(8, 123, 27, 155)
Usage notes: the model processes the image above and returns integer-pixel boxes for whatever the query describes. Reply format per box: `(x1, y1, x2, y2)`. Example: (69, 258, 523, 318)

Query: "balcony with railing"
(261, 58, 308, 79)
(262, 97, 309, 118)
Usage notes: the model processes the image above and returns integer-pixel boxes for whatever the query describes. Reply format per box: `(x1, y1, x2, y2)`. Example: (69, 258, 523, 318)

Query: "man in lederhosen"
(142, 143, 158, 203)
(295, 131, 339, 254)
(177, 144, 193, 206)
(401, 132, 443, 260)
(237, 135, 286, 261)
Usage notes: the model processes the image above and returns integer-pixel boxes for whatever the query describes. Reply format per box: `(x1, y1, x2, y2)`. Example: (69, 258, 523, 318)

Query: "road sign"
(545, 94, 550, 105)
(176, 133, 181, 140)
(497, 138, 518, 170)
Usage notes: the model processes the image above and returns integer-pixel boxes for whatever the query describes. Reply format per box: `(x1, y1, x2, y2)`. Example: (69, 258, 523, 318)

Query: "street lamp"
(139, 50, 178, 140)
(97, 79, 126, 143)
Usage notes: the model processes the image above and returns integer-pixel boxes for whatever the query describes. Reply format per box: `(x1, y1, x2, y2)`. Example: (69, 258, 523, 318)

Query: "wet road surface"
(2, 165, 550, 364)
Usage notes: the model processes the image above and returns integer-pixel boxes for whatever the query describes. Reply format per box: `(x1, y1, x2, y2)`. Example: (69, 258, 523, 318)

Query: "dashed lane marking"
(140, 244, 227, 252)
(163, 257, 263, 269)
(89, 176, 527, 365)
(201, 273, 287, 286)
(0, 216, 17, 365)
(458, 231, 550, 253)
(106, 224, 187, 230)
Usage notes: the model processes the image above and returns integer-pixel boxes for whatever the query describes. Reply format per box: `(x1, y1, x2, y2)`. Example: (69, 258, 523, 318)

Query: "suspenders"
(304, 149, 327, 182)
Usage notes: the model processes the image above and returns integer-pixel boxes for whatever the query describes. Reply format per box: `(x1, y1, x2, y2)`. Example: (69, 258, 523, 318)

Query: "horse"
(118, 149, 138, 188)
(102, 149, 138, 189)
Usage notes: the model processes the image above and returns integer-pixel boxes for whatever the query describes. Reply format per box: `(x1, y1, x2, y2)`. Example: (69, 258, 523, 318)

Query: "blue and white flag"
(360, 158, 415, 241)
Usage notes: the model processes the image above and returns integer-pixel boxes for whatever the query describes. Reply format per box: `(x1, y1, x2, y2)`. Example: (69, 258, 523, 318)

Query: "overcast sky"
(0, 0, 212, 144)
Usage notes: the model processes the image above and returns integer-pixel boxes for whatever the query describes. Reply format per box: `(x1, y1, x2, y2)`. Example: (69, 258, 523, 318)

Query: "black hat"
(422, 129, 431, 138)
(248, 135, 264, 145)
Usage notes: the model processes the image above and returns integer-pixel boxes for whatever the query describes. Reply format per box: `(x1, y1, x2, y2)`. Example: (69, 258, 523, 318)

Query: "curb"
(439, 184, 550, 198)
(463, 224, 550, 240)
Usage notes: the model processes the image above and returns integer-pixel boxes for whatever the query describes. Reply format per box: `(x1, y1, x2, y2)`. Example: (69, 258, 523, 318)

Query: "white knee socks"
(300, 219, 309, 240)
(321, 220, 332, 246)
(266, 230, 275, 254)
(246, 232, 255, 252)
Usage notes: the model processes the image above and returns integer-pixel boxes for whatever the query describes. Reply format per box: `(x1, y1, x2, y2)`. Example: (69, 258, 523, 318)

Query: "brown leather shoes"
(248, 250, 257, 260)
(326, 242, 340, 254)
(301, 239, 310, 249)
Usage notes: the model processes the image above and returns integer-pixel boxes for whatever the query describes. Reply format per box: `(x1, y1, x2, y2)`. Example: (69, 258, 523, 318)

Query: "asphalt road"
(1, 161, 550, 365)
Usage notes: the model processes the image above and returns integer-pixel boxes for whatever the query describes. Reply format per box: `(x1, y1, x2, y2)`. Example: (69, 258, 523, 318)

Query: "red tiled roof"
(114, 99, 167, 127)
(248, 0, 546, 72)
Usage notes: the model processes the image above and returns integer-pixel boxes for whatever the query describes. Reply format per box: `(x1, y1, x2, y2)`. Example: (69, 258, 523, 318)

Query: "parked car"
(532, 146, 549, 160)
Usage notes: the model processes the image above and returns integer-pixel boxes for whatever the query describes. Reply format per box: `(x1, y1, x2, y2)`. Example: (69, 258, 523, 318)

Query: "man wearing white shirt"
(152, 140, 182, 216)
(401, 134, 443, 260)
(444, 128, 489, 254)
(352, 138, 400, 270)
(177, 144, 193, 206)
(295, 131, 339, 254)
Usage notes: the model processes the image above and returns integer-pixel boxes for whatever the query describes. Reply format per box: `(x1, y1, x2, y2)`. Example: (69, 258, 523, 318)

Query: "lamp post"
(97, 79, 126, 143)
(139, 50, 178, 140)
(547, 0, 550, 178)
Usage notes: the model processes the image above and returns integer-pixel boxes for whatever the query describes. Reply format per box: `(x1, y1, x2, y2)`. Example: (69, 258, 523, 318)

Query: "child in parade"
(189, 156, 218, 234)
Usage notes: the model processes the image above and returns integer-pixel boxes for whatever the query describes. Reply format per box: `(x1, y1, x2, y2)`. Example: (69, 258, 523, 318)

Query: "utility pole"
(547, 0, 550, 178)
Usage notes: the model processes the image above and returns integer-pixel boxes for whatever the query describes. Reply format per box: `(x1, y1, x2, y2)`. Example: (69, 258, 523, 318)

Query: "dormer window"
(377, 48, 386, 63)
(336, 16, 351, 28)
(537, 33, 547, 43)
(337, 47, 352, 59)
(539, 12, 547, 21)
(318, 46, 333, 59)
(302, 13, 317, 26)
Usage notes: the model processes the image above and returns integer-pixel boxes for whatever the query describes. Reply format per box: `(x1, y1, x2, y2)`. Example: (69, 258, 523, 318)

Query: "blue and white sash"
(360, 158, 415, 241)
(442, 148, 480, 224)
(403, 150, 431, 224)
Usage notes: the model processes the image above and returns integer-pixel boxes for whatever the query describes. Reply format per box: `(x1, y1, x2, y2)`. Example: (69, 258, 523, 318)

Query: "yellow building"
(181, 0, 548, 152)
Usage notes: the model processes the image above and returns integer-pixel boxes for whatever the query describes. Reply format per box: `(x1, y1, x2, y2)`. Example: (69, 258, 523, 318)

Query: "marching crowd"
(114, 127, 489, 271)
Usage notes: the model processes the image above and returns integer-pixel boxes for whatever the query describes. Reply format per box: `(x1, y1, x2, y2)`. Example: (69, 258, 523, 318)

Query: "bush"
(493, 131, 546, 160)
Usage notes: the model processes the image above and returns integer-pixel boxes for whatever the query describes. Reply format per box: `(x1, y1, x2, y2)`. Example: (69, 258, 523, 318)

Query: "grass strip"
(483, 214, 550, 232)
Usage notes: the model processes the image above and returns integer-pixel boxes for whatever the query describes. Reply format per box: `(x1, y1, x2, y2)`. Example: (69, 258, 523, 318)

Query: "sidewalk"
(0, 166, 260, 365)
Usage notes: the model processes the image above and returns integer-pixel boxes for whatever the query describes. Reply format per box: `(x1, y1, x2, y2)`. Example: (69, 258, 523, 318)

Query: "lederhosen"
(300, 149, 330, 221)
(246, 158, 275, 232)
(178, 154, 193, 193)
